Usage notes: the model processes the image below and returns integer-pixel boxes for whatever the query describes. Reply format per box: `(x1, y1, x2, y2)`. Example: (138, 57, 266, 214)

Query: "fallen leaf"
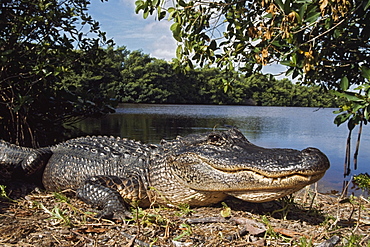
(273, 227, 308, 238)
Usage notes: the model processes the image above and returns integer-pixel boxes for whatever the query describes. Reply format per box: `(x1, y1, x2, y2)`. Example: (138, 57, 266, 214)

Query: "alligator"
(0, 128, 329, 219)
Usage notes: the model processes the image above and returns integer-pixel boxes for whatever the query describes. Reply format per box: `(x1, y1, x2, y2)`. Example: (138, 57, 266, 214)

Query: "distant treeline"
(64, 47, 342, 107)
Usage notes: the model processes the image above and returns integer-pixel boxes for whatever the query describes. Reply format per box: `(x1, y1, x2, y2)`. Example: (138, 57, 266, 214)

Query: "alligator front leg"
(76, 175, 149, 220)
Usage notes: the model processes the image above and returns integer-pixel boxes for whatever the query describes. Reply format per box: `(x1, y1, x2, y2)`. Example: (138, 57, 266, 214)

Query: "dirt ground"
(0, 185, 369, 247)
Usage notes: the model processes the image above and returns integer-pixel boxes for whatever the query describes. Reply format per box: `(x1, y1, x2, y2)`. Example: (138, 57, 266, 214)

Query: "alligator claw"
(95, 205, 133, 220)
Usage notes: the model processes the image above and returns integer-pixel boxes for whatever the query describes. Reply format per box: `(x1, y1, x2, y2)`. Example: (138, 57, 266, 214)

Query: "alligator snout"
(298, 147, 330, 174)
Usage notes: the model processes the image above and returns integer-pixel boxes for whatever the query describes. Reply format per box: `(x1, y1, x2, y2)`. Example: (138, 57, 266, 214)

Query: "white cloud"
(150, 35, 177, 60)
(89, 0, 177, 59)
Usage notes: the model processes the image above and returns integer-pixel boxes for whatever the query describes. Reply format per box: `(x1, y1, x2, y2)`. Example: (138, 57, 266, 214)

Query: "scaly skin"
(0, 129, 330, 219)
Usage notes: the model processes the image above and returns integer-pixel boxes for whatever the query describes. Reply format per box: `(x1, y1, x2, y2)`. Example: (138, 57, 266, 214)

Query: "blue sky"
(88, 0, 285, 76)
(88, 0, 177, 60)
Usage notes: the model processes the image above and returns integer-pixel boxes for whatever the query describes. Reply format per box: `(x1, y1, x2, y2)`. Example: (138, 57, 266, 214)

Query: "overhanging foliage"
(0, 0, 114, 146)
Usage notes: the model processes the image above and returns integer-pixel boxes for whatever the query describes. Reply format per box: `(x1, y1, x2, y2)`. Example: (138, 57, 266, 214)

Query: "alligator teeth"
(276, 177, 282, 184)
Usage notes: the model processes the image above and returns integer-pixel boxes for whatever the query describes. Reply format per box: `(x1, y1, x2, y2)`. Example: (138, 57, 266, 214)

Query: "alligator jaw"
(172, 155, 326, 191)
(225, 172, 326, 202)
(227, 189, 303, 202)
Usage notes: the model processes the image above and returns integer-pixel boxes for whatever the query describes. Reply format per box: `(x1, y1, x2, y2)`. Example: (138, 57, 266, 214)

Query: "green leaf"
(293, 10, 301, 23)
(274, 0, 285, 12)
(361, 66, 370, 80)
(178, 0, 187, 7)
(281, 60, 293, 66)
(283, 0, 291, 13)
(342, 92, 364, 102)
(348, 118, 356, 130)
(363, 107, 369, 120)
(264, 13, 274, 18)
(334, 113, 351, 126)
(340, 76, 349, 91)
(235, 43, 244, 53)
(209, 40, 217, 50)
(352, 102, 365, 112)
(286, 67, 295, 76)
(324, 17, 333, 29)
(305, 7, 320, 23)
(292, 68, 300, 78)
(291, 53, 297, 66)
(298, 4, 307, 23)
(158, 11, 166, 20)
(170, 22, 179, 32)
(364, 0, 370, 10)
(176, 45, 182, 59)
(333, 29, 341, 39)
(143, 9, 150, 19)
(170, 22, 182, 41)
(135, 0, 144, 13)
(168, 8, 177, 20)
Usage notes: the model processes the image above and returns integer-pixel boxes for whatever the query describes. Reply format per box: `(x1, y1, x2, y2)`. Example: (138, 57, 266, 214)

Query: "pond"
(74, 104, 370, 194)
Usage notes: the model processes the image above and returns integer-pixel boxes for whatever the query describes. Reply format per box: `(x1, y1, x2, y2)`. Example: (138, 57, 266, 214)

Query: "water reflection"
(75, 105, 293, 143)
(74, 104, 370, 194)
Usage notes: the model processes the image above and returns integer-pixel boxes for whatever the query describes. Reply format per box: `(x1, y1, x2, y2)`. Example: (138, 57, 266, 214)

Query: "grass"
(0, 185, 17, 202)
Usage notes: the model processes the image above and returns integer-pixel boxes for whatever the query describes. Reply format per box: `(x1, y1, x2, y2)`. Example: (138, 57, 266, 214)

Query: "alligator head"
(165, 128, 330, 202)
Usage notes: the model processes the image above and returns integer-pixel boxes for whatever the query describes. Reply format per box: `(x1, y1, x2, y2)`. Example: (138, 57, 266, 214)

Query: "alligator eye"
(207, 134, 224, 145)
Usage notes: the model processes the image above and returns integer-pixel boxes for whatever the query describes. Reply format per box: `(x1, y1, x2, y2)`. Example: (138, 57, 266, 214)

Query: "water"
(74, 104, 370, 194)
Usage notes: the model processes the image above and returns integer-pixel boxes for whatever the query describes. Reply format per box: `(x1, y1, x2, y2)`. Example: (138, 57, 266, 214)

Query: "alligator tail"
(0, 140, 52, 177)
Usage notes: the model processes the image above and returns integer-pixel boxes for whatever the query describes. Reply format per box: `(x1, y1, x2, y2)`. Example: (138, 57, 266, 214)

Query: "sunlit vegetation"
(71, 48, 341, 107)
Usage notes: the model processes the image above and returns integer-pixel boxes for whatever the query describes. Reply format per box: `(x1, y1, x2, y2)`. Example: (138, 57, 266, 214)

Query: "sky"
(88, 0, 177, 60)
(87, 0, 286, 76)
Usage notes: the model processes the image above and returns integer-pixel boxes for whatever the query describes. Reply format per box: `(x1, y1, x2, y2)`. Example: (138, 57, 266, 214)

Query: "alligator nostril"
(302, 147, 320, 154)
